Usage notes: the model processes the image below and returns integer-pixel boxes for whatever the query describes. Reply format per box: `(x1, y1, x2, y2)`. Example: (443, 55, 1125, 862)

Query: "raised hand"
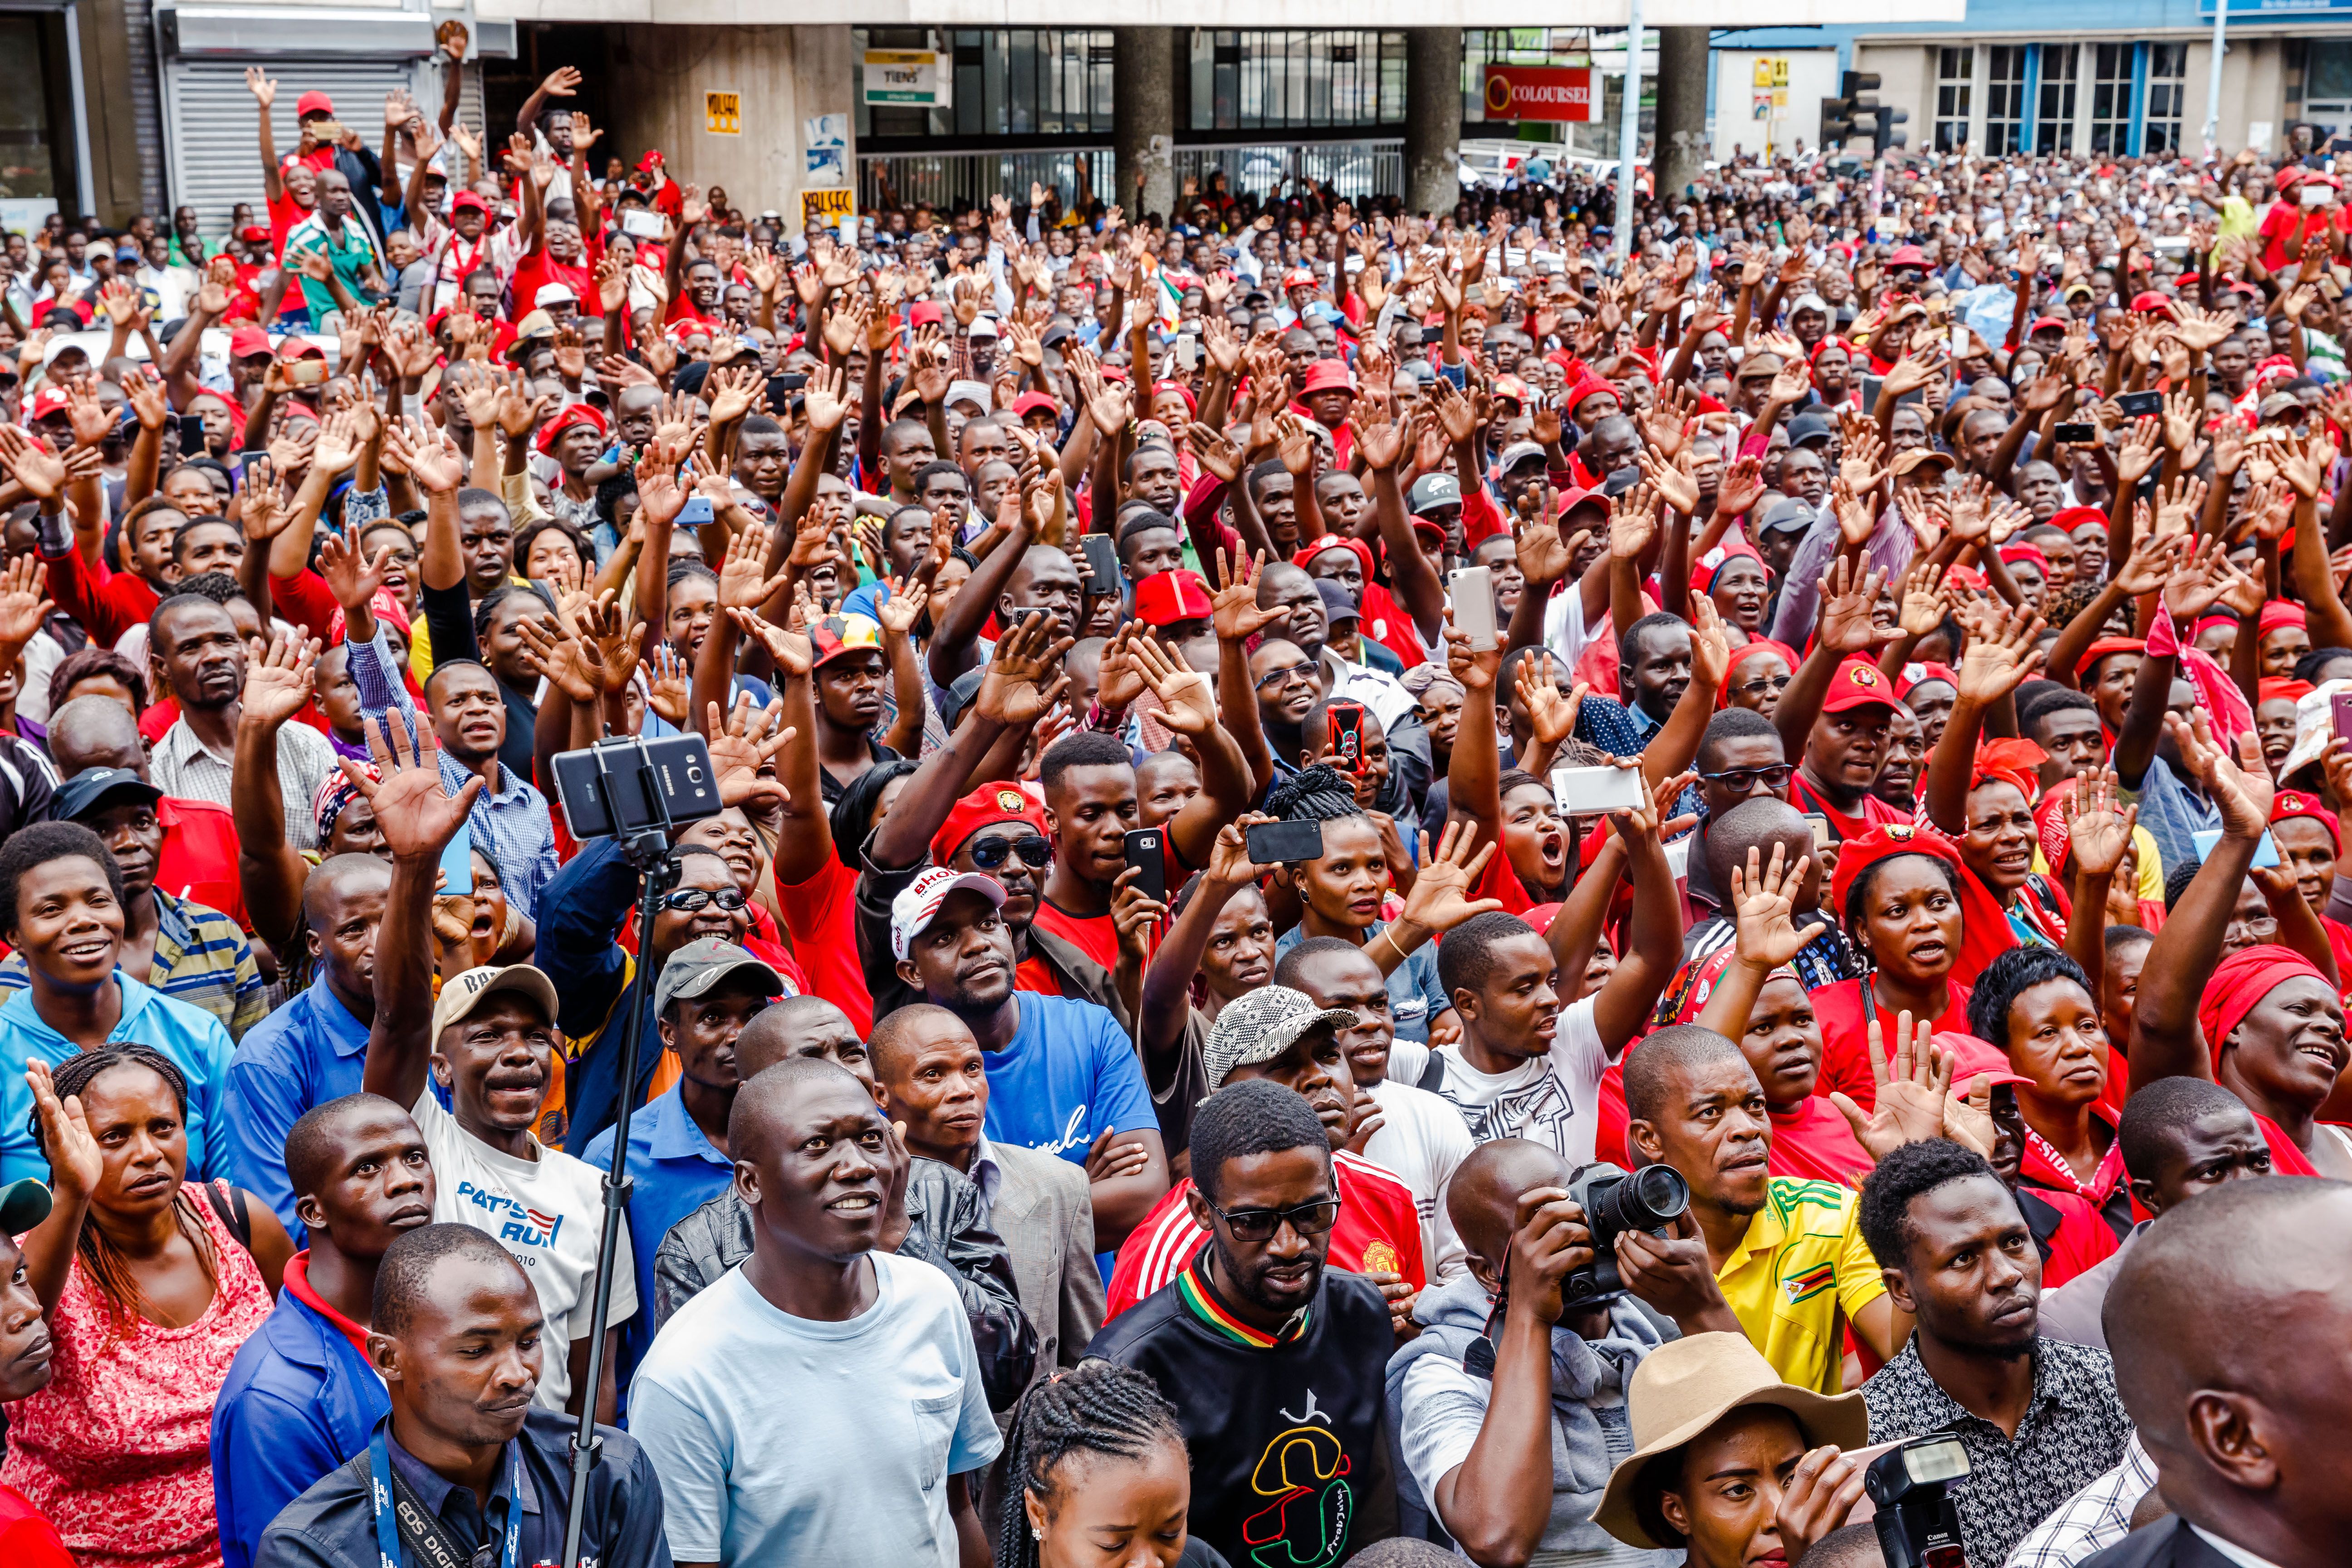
(1728, 842, 1823, 970)
(343, 712, 480, 862)
(1395, 820, 1505, 936)
(1814, 555, 1887, 655)
(241, 628, 320, 730)
(703, 695, 794, 809)
(26, 1059, 100, 1203)
(1211, 548, 1284, 642)
(974, 610, 1075, 727)
(2062, 765, 2138, 878)
(1830, 1009, 1954, 1161)
(2167, 709, 2275, 839)
(1129, 637, 1215, 737)
(0, 555, 51, 650)
(1514, 652, 1587, 747)
(316, 515, 392, 611)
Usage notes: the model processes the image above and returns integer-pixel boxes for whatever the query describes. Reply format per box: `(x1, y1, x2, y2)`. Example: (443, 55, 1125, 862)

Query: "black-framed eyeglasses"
(662, 886, 750, 913)
(1699, 764, 1795, 794)
(969, 834, 1050, 872)
(1204, 1196, 1342, 1242)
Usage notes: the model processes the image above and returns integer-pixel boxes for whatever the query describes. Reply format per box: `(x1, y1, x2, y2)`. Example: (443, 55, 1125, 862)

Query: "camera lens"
(1593, 1165, 1690, 1235)
(686, 765, 705, 784)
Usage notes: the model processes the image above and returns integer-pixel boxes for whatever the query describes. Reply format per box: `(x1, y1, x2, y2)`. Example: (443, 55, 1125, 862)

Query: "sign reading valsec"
(1482, 65, 1597, 123)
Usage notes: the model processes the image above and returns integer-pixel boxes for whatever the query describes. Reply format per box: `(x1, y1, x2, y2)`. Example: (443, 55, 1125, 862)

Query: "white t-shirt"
(631, 1252, 1004, 1568)
(1389, 994, 1610, 1165)
(1361, 1076, 1475, 1283)
(413, 1088, 636, 1412)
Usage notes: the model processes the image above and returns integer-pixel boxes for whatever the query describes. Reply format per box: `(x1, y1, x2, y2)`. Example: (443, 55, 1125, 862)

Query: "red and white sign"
(1482, 65, 1598, 123)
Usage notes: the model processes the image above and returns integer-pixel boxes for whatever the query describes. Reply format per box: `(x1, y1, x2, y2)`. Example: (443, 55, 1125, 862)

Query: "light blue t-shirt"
(1274, 920, 1449, 1044)
(631, 1252, 1004, 1567)
(0, 972, 236, 1185)
(981, 993, 1159, 1165)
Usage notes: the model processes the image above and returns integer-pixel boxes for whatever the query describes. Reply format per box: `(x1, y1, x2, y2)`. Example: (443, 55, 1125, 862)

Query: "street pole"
(1614, 0, 1642, 263)
(2204, 0, 2228, 158)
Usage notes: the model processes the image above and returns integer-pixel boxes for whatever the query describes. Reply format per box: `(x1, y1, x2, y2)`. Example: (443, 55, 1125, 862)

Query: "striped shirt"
(0, 890, 265, 1040)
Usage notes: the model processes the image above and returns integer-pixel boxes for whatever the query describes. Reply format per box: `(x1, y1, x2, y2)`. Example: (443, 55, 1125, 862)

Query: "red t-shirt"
(772, 856, 873, 1034)
(1031, 897, 1119, 974)
(2029, 1187, 2121, 1289)
(44, 547, 159, 650)
(510, 245, 590, 321)
(1102, 1152, 1426, 1319)
(267, 191, 313, 260)
(0, 1487, 72, 1568)
(157, 797, 248, 931)
(1788, 771, 1911, 843)
(2258, 199, 2352, 272)
(1014, 955, 1064, 996)
(1765, 1094, 1875, 1186)
(1806, 976, 1974, 1113)
(1359, 582, 1427, 670)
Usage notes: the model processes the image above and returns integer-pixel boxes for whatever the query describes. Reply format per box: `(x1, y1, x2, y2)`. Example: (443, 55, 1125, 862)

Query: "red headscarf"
(1720, 638, 1799, 709)
(2073, 636, 2145, 682)
(2259, 601, 2308, 637)
(2258, 677, 2314, 708)
(1971, 739, 2048, 804)
(2195, 945, 2333, 1178)
(1828, 823, 2020, 983)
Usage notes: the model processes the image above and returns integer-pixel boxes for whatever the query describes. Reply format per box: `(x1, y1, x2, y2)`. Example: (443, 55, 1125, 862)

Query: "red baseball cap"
(637, 150, 665, 172)
(279, 337, 326, 362)
(295, 90, 335, 119)
(1012, 391, 1061, 420)
(1281, 266, 1317, 289)
(1300, 359, 1354, 396)
(1133, 568, 1214, 627)
(1935, 1031, 2034, 1091)
(23, 387, 69, 422)
(229, 325, 273, 361)
(451, 191, 490, 215)
(1491, 374, 1532, 407)
(1886, 244, 1930, 267)
(930, 783, 1047, 870)
(1820, 656, 1901, 716)
(2129, 291, 2177, 319)
(2027, 315, 2069, 337)
(909, 300, 946, 328)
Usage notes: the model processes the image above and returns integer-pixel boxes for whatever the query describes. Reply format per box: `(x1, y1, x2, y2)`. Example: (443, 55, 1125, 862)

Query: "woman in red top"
(1965, 945, 2132, 1239)
(1811, 824, 2015, 1112)
(2266, 787, 2352, 981)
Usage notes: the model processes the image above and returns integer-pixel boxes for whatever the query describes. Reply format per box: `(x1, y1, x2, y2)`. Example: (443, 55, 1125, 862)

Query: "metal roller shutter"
(161, 57, 427, 240)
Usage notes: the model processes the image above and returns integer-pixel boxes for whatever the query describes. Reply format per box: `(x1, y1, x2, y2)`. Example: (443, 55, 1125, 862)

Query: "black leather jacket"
(651, 1156, 1039, 1411)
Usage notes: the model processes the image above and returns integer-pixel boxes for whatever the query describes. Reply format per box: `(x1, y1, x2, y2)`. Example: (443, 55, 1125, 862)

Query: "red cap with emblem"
(930, 783, 1048, 870)
(1818, 656, 1900, 715)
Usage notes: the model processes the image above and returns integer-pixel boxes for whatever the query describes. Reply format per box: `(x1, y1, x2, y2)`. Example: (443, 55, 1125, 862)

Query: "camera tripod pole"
(562, 749, 680, 1568)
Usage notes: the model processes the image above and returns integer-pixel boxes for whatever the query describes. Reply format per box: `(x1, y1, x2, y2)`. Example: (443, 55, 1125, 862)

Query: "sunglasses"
(661, 886, 750, 913)
(968, 834, 1050, 872)
(1206, 1196, 1342, 1242)
(1699, 764, 1796, 794)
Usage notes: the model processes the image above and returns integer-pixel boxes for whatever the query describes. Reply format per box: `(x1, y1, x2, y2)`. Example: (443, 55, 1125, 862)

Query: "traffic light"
(1820, 93, 1857, 147)
(1874, 102, 1910, 155)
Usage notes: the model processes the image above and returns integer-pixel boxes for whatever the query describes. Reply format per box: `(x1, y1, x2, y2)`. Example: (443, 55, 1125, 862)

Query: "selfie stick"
(561, 738, 682, 1568)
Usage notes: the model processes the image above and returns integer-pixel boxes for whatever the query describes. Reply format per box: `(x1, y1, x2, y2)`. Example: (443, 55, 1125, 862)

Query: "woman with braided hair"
(1267, 763, 1501, 1048)
(997, 1358, 1230, 1568)
(4, 1046, 288, 1568)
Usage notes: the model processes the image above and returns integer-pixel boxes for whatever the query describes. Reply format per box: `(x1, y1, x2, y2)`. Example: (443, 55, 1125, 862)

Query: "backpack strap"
(205, 1179, 254, 1252)
(1414, 1050, 1447, 1096)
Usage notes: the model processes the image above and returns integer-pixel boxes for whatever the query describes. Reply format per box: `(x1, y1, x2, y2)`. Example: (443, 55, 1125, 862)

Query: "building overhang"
(479, 0, 1963, 25)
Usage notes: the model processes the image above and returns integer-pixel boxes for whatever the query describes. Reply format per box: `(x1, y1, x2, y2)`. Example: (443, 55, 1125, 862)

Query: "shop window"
(1934, 46, 1974, 153)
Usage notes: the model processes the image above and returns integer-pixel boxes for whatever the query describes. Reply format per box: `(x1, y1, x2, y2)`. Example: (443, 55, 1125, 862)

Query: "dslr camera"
(1866, 1437, 1971, 1568)
(1561, 1162, 1691, 1306)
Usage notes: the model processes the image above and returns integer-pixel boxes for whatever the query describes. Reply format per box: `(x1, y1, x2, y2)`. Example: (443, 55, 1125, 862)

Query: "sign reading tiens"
(1482, 65, 1598, 123)
(863, 49, 953, 108)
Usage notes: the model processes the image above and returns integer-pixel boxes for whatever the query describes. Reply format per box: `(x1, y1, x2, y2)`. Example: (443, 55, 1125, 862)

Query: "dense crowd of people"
(0, 39, 2344, 1568)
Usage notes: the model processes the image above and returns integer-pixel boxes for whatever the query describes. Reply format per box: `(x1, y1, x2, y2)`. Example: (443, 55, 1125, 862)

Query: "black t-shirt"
(1087, 1259, 1398, 1567)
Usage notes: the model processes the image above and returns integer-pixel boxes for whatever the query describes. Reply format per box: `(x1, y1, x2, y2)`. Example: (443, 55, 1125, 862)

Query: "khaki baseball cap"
(431, 964, 560, 1040)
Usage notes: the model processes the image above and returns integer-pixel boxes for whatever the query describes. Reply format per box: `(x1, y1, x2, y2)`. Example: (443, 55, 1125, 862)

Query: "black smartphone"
(1246, 818, 1326, 865)
(1328, 700, 1366, 771)
(2051, 422, 2097, 444)
(1082, 533, 1120, 594)
(551, 733, 725, 840)
(764, 373, 807, 413)
(176, 412, 209, 455)
(238, 449, 270, 477)
(1123, 827, 1167, 905)
(2115, 389, 2164, 418)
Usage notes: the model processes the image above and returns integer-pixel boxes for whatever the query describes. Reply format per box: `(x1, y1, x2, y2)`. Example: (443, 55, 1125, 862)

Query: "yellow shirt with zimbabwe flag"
(1713, 1176, 1887, 1394)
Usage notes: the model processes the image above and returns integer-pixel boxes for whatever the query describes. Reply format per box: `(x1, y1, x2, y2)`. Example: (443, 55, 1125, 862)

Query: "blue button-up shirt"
(0, 973, 234, 1185)
(211, 1264, 388, 1568)
(346, 625, 560, 920)
(219, 975, 372, 1239)
(580, 1079, 734, 1409)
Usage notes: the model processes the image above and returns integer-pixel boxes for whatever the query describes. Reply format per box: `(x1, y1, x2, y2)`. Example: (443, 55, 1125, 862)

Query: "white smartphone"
(1950, 324, 1969, 358)
(621, 208, 666, 240)
(1449, 566, 1496, 649)
(2303, 182, 2335, 208)
(1552, 764, 1645, 817)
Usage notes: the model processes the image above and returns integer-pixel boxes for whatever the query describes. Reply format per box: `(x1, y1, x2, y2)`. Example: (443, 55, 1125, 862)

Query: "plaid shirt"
(1862, 1338, 2135, 1568)
(2002, 1433, 2158, 1568)
(155, 714, 338, 853)
(346, 626, 560, 920)
(0, 890, 265, 1040)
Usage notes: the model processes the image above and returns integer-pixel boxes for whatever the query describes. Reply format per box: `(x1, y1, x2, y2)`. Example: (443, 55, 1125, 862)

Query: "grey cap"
(1408, 471, 1462, 515)
(1497, 440, 1549, 472)
(1786, 412, 1833, 449)
(1789, 293, 1832, 318)
(1314, 579, 1360, 627)
(1754, 497, 1818, 537)
(1202, 985, 1358, 1093)
(653, 937, 784, 1017)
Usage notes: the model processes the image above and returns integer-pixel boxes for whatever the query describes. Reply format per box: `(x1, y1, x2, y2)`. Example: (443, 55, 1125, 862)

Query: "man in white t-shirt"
(349, 715, 633, 1422)
(631, 1056, 1002, 1568)
(1403, 898, 1674, 1165)
(1277, 936, 1474, 1280)
(408, 964, 635, 1417)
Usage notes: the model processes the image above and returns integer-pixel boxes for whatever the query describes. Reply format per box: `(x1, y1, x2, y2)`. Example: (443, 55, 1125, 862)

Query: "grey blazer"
(989, 1139, 1105, 1391)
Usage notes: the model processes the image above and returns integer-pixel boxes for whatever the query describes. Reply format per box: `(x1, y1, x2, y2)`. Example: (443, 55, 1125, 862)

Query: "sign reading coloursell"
(1482, 65, 1598, 124)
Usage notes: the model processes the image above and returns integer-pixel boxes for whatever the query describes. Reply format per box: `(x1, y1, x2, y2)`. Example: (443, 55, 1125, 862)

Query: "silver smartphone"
(1552, 764, 1645, 817)
(1449, 566, 1496, 650)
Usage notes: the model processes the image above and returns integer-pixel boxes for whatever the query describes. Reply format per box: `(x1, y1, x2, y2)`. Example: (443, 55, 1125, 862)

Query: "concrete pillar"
(1404, 28, 1463, 218)
(604, 24, 857, 227)
(1113, 28, 1176, 223)
(1653, 26, 1710, 207)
